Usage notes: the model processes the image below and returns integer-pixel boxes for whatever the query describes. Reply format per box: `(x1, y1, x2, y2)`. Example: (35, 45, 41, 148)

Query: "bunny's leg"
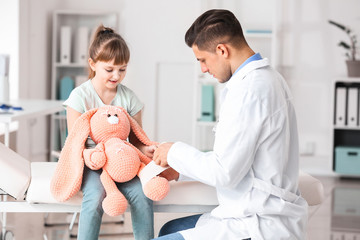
(100, 169, 127, 216)
(138, 163, 170, 201)
(123, 141, 170, 201)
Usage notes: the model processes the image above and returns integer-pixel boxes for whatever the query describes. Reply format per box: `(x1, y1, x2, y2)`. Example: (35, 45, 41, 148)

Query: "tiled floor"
(306, 176, 360, 240)
(2, 175, 360, 240)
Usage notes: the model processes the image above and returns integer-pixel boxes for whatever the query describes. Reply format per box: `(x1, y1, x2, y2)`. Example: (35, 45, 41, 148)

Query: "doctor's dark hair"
(88, 25, 130, 79)
(185, 9, 247, 52)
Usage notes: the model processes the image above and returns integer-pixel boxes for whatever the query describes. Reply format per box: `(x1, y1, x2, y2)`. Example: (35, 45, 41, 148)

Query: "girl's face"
(89, 59, 128, 89)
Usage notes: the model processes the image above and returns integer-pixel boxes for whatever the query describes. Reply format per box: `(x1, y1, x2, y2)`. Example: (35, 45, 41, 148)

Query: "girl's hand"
(83, 142, 106, 170)
(138, 144, 157, 159)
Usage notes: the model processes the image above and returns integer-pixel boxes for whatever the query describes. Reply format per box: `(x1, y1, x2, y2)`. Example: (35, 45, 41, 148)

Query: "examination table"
(0, 142, 324, 240)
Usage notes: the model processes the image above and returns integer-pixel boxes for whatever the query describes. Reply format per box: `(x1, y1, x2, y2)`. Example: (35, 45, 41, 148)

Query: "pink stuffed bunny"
(51, 105, 170, 216)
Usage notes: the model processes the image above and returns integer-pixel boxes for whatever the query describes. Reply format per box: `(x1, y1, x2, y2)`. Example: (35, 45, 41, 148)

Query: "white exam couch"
(0, 142, 324, 239)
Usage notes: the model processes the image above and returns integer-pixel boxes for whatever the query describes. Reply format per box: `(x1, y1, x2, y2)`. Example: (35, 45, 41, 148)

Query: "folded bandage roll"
(138, 161, 169, 186)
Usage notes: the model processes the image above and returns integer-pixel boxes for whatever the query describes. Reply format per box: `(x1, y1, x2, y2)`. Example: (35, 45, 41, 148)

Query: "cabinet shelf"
(334, 126, 360, 131)
(196, 121, 217, 127)
(52, 114, 66, 120)
(332, 78, 360, 176)
(244, 29, 273, 38)
(55, 62, 87, 68)
(50, 10, 118, 159)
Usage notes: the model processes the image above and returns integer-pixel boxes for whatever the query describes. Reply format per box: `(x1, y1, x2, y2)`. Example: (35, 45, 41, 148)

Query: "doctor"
(153, 9, 308, 240)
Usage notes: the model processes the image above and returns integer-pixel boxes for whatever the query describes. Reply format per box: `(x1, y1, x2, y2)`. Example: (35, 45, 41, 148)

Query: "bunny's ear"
(117, 107, 157, 147)
(50, 108, 98, 202)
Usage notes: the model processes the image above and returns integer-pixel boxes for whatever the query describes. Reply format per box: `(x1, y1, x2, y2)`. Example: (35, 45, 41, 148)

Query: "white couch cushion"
(156, 181, 218, 206)
(24, 161, 324, 207)
(26, 162, 83, 205)
(298, 170, 325, 206)
(157, 172, 325, 207)
(26, 162, 216, 207)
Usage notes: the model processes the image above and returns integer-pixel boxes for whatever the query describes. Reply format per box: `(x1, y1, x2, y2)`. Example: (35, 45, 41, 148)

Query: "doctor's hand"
(153, 142, 174, 167)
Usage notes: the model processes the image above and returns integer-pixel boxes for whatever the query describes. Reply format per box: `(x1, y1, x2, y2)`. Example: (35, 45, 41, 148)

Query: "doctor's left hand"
(153, 142, 174, 167)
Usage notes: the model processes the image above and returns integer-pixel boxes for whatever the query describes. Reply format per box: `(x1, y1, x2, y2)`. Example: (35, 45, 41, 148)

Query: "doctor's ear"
(216, 44, 229, 58)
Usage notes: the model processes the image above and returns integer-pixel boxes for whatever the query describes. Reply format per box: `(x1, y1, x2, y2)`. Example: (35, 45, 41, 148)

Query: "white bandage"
(138, 161, 169, 186)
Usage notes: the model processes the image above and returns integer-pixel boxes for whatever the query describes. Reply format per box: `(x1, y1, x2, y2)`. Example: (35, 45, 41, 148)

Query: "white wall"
(16, 0, 202, 161)
(0, 0, 19, 151)
(118, 0, 202, 140)
(282, 0, 360, 174)
(13, 0, 360, 172)
(17, 0, 61, 161)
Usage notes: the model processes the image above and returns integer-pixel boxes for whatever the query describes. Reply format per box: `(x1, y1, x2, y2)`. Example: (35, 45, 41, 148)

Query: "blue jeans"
(152, 214, 202, 240)
(78, 166, 154, 240)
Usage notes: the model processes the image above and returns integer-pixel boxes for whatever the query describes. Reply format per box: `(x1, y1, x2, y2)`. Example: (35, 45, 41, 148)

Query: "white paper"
(347, 87, 358, 127)
(138, 161, 169, 186)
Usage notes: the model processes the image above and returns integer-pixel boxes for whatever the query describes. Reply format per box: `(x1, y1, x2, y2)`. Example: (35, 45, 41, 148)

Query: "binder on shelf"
(200, 85, 215, 122)
(60, 26, 72, 64)
(59, 76, 74, 100)
(74, 26, 89, 64)
(335, 87, 346, 126)
(347, 87, 358, 127)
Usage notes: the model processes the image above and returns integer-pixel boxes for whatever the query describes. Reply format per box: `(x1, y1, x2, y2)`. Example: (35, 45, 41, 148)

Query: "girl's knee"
(121, 179, 152, 205)
(81, 193, 105, 216)
(131, 192, 153, 207)
(82, 188, 106, 205)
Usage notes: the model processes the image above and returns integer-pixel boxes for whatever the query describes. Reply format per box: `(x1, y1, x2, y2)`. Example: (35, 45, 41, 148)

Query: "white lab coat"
(167, 58, 308, 240)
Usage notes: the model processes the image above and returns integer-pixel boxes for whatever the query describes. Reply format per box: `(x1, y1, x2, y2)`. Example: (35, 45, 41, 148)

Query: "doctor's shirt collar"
(234, 53, 262, 75)
(223, 53, 270, 94)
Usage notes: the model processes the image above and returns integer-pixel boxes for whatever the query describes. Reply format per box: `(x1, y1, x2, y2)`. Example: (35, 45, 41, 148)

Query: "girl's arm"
(66, 106, 82, 132)
(131, 109, 143, 128)
(129, 110, 157, 159)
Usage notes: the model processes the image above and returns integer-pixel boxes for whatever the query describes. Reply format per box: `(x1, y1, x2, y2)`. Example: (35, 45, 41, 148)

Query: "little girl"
(64, 24, 155, 240)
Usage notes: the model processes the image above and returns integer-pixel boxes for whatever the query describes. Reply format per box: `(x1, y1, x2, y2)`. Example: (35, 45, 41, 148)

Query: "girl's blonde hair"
(88, 24, 130, 79)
